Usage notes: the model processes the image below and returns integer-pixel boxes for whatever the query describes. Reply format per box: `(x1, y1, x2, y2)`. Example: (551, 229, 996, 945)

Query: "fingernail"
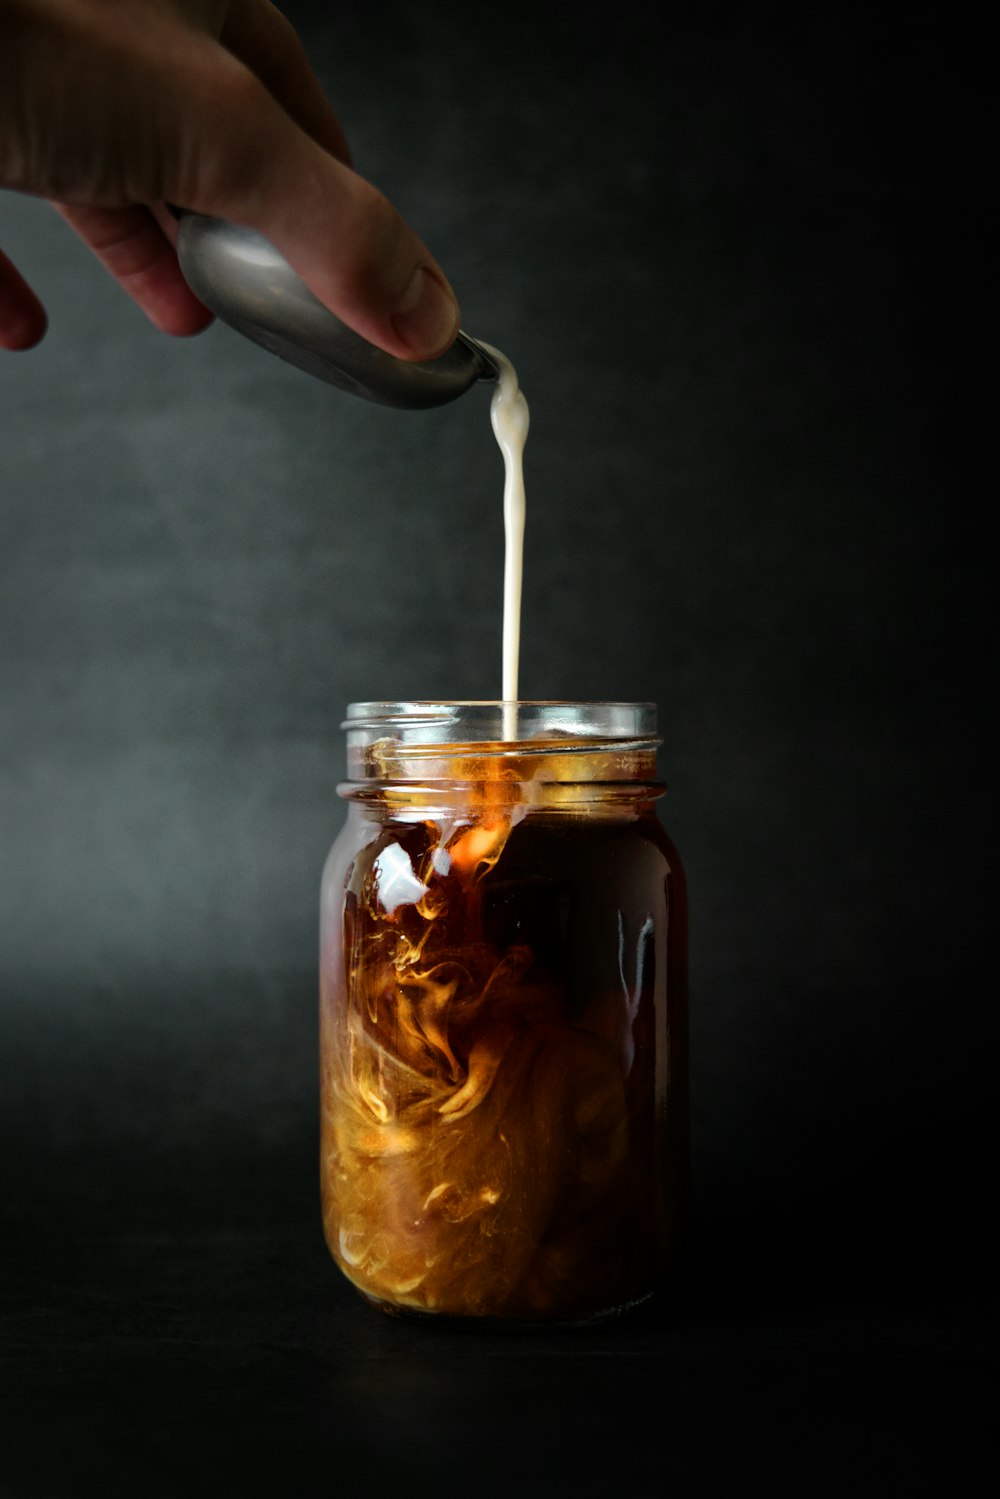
(392, 267, 459, 357)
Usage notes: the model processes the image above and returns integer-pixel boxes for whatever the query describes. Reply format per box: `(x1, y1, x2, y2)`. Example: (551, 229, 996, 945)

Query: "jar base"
(355, 1285, 656, 1331)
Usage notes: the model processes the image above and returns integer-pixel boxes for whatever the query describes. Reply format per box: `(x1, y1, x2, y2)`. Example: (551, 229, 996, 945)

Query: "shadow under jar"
(320, 702, 688, 1323)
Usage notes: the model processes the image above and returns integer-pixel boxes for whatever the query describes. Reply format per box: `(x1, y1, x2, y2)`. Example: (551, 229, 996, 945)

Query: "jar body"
(319, 709, 687, 1322)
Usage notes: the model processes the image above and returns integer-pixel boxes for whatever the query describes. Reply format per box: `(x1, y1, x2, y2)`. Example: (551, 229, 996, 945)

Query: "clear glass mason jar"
(319, 702, 687, 1323)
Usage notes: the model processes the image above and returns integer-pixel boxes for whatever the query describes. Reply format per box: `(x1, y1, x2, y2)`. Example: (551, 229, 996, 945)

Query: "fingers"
(0, 248, 47, 351)
(181, 55, 460, 360)
(0, 1, 456, 360)
(220, 0, 352, 163)
(261, 165, 463, 362)
(52, 203, 213, 336)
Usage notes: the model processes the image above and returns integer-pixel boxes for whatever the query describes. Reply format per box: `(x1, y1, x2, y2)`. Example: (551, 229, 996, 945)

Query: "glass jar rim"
(342, 701, 658, 744)
(340, 702, 662, 790)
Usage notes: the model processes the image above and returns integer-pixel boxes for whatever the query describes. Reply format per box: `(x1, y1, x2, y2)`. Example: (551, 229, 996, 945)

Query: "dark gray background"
(1, 0, 992, 1300)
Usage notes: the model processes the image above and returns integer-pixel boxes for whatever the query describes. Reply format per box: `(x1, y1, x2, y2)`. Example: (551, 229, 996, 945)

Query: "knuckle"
(175, 62, 269, 210)
(336, 186, 411, 301)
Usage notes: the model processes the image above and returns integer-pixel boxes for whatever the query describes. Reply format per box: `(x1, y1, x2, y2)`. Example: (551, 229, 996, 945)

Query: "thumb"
(178, 52, 461, 362)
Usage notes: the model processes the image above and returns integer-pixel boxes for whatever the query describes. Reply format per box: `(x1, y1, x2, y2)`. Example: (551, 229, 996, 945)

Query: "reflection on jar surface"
(320, 703, 687, 1323)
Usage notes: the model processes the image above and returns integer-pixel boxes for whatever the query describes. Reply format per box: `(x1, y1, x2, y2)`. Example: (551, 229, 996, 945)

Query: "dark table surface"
(2, 1157, 993, 1499)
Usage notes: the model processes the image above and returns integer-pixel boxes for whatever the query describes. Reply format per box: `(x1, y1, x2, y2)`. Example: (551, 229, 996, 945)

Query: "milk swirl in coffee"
(318, 348, 682, 1321)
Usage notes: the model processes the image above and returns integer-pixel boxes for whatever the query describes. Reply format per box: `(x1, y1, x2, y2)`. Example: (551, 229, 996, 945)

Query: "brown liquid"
(320, 802, 687, 1321)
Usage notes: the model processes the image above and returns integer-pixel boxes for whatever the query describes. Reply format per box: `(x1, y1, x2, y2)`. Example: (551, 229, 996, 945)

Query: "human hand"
(0, 0, 460, 358)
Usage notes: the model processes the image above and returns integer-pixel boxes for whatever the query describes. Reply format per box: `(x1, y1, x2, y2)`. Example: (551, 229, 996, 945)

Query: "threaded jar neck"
(339, 702, 663, 809)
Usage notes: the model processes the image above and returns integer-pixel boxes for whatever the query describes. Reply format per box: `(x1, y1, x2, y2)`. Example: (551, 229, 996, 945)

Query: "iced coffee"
(320, 703, 687, 1322)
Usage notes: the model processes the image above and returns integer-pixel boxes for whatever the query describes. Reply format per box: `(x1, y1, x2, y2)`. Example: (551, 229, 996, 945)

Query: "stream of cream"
(480, 344, 529, 741)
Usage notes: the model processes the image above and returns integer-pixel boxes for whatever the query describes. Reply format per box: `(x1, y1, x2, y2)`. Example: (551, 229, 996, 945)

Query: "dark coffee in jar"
(320, 716, 687, 1322)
